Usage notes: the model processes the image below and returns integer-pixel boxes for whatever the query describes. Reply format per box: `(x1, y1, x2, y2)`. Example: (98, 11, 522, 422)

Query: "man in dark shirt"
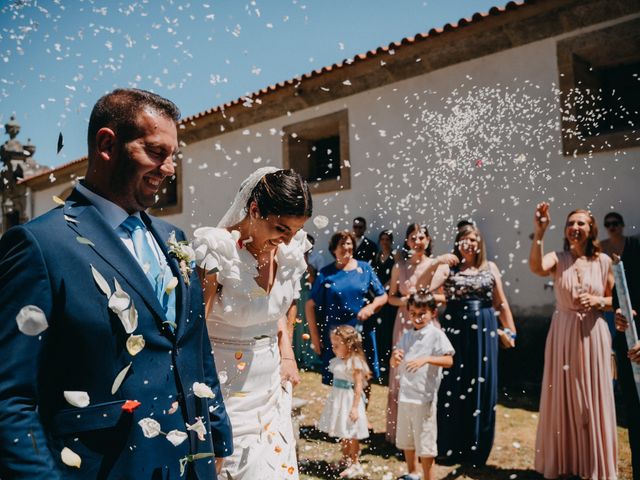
(353, 216, 378, 264)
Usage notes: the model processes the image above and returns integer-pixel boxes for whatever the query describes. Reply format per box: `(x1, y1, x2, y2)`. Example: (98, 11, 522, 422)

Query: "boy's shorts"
(395, 400, 437, 457)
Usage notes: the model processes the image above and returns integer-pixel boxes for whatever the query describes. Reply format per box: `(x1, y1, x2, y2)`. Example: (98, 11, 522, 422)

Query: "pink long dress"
(385, 256, 439, 443)
(535, 251, 617, 480)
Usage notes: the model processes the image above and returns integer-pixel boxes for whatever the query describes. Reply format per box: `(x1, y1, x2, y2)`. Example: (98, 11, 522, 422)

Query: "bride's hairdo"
(248, 169, 313, 218)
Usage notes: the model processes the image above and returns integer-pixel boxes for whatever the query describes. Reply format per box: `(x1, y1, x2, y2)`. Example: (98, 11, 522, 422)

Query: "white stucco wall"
(28, 15, 640, 317)
(168, 16, 639, 315)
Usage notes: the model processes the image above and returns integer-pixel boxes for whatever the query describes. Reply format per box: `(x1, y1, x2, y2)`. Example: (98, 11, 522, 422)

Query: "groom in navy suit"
(0, 89, 232, 478)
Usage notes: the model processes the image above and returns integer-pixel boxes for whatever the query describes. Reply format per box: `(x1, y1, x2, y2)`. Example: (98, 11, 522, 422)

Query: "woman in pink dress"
(385, 223, 456, 443)
(530, 202, 617, 480)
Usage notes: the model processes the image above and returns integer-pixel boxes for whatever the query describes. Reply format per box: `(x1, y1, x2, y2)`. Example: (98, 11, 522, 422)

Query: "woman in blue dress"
(430, 224, 516, 466)
(306, 230, 388, 385)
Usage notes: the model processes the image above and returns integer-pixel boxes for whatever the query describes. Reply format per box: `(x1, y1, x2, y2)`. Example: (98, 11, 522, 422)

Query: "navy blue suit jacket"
(0, 189, 232, 479)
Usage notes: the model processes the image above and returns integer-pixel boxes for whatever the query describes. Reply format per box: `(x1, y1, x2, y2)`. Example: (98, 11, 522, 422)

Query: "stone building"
(1, 116, 49, 233)
(20, 0, 640, 387)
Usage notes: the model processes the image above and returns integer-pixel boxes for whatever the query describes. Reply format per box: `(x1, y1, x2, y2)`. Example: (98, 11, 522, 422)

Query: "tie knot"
(121, 215, 146, 234)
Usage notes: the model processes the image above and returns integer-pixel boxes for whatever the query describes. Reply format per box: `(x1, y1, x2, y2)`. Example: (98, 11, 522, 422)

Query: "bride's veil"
(217, 166, 281, 228)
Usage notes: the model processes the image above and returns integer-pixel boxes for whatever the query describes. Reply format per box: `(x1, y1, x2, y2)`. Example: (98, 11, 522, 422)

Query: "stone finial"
(5, 115, 20, 139)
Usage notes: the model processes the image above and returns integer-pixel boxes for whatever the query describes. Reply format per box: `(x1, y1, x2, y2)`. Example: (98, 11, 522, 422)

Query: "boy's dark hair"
(407, 289, 437, 310)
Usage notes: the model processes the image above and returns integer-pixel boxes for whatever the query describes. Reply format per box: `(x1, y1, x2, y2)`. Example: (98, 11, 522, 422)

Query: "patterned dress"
(437, 267, 498, 466)
(535, 252, 617, 479)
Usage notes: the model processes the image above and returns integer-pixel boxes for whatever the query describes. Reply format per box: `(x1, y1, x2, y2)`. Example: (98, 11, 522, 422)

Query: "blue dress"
(437, 267, 498, 466)
(310, 261, 386, 385)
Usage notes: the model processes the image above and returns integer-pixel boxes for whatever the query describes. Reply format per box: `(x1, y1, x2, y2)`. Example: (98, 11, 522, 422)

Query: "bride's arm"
(198, 268, 219, 317)
(278, 305, 300, 386)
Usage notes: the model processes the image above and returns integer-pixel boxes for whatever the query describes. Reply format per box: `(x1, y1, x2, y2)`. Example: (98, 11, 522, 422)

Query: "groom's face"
(110, 108, 178, 213)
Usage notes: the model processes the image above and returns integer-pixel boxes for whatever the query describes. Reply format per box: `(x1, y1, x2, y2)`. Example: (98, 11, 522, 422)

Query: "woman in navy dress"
(430, 224, 516, 466)
(306, 230, 388, 385)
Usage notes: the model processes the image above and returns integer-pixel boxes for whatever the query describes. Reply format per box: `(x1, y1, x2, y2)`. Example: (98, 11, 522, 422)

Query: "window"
(149, 154, 182, 216)
(557, 18, 640, 155)
(283, 110, 350, 193)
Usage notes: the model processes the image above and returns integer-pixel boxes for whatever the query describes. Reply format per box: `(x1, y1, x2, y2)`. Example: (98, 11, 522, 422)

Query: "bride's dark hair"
(247, 169, 313, 218)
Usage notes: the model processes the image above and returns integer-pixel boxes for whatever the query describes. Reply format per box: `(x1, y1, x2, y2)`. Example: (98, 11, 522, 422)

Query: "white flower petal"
(166, 429, 188, 446)
(61, 447, 81, 468)
(312, 215, 329, 229)
(108, 279, 131, 315)
(186, 417, 206, 441)
(138, 417, 162, 438)
(63, 391, 90, 408)
(126, 334, 145, 356)
(192, 382, 214, 399)
(165, 277, 179, 295)
(90, 265, 111, 297)
(16, 305, 48, 336)
(111, 362, 132, 395)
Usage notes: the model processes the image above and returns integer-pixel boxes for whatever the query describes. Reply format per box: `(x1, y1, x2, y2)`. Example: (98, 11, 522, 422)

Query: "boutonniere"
(168, 231, 196, 285)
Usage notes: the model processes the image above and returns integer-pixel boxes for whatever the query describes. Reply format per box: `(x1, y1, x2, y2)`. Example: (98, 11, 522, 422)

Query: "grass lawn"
(294, 371, 632, 480)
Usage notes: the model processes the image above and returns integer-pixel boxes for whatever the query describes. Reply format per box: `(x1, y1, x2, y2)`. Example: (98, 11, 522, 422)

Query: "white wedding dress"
(193, 226, 309, 480)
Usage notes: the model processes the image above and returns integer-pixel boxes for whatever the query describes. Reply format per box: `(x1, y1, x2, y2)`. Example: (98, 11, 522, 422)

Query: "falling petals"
(186, 417, 206, 441)
(166, 429, 188, 446)
(138, 417, 161, 438)
(312, 215, 329, 229)
(63, 391, 90, 408)
(90, 265, 111, 297)
(165, 276, 179, 294)
(126, 334, 145, 356)
(61, 447, 81, 468)
(121, 400, 141, 413)
(192, 382, 215, 399)
(109, 279, 131, 315)
(168, 401, 179, 415)
(111, 362, 132, 395)
(16, 305, 48, 336)
(76, 236, 95, 247)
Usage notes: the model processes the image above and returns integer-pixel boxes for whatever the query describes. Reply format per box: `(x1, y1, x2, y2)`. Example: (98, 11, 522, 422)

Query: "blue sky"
(1, 0, 502, 167)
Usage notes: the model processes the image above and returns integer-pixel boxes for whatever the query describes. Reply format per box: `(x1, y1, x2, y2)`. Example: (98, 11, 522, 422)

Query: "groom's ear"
(95, 127, 117, 162)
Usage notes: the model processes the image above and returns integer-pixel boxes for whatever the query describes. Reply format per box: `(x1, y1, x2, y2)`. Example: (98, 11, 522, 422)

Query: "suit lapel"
(143, 213, 190, 341)
(63, 191, 171, 333)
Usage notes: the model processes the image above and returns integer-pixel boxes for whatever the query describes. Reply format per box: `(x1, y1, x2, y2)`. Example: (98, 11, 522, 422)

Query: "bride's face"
(249, 205, 307, 253)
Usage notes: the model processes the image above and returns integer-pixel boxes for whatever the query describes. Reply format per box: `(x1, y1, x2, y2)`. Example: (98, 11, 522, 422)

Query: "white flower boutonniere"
(168, 231, 196, 286)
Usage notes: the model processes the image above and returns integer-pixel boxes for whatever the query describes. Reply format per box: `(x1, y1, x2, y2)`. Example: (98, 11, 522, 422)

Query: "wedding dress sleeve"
(192, 227, 242, 286)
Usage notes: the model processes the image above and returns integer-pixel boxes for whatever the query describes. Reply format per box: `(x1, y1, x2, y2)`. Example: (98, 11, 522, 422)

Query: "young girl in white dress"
(318, 325, 370, 479)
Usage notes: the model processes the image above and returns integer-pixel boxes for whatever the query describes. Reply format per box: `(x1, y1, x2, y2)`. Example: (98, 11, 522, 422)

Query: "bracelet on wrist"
(503, 328, 517, 340)
(281, 357, 296, 361)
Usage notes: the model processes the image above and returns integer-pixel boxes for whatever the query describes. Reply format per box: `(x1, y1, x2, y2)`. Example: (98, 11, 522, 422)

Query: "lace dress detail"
(443, 268, 495, 303)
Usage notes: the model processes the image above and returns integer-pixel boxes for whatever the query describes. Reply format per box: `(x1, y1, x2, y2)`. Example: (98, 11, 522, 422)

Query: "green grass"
(294, 371, 632, 480)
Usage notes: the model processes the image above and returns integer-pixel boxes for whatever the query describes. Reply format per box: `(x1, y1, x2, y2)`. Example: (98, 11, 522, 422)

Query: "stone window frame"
(282, 109, 351, 194)
(557, 18, 640, 156)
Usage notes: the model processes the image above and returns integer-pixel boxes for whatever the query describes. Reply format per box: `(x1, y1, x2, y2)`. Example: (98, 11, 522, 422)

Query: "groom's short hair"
(87, 88, 180, 153)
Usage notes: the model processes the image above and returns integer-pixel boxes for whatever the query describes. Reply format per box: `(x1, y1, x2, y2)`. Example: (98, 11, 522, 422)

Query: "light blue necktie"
(121, 216, 176, 330)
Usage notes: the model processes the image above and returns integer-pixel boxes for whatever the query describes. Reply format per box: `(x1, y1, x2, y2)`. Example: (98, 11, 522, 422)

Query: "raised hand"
(534, 202, 551, 235)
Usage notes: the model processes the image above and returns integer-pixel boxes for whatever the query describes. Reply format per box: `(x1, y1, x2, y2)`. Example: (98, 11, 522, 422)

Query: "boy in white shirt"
(391, 290, 455, 480)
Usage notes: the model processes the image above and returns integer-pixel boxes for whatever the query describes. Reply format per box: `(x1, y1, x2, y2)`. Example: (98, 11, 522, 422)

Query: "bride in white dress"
(193, 167, 312, 479)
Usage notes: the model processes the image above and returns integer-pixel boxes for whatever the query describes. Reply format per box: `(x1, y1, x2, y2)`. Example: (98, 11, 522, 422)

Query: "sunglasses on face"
(604, 221, 621, 228)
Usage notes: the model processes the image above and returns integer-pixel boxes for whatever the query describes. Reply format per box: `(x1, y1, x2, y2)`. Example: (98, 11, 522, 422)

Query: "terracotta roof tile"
(29, 1, 531, 178)
(178, 1, 530, 126)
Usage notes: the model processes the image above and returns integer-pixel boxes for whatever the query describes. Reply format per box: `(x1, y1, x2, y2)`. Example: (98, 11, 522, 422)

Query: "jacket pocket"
(50, 399, 126, 436)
